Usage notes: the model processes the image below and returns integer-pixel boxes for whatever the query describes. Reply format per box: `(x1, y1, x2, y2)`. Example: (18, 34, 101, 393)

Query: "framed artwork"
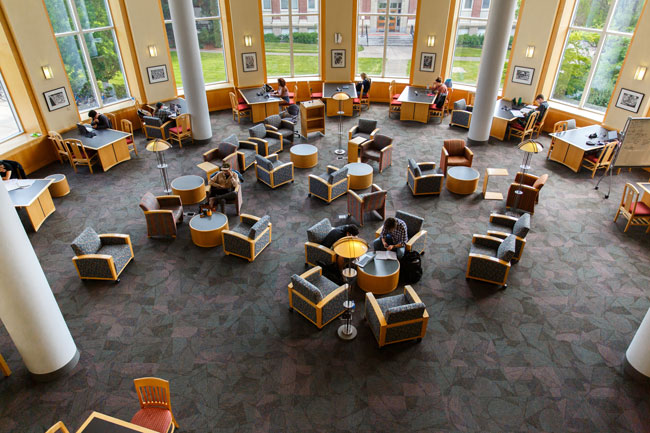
(331, 49, 346, 68)
(615, 88, 644, 113)
(43, 87, 70, 111)
(419, 52, 436, 72)
(242, 52, 258, 72)
(512, 66, 535, 85)
(147, 65, 169, 84)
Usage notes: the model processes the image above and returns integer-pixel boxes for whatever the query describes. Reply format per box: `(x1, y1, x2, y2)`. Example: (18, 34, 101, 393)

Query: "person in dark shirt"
(154, 102, 173, 123)
(322, 224, 360, 249)
(0, 163, 13, 180)
(355, 72, 371, 96)
(517, 94, 548, 127)
(88, 110, 111, 129)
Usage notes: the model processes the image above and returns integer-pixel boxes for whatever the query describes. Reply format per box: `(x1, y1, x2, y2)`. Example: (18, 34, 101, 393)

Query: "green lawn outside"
(266, 54, 319, 77)
(453, 46, 483, 58)
(357, 58, 382, 75)
(170, 51, 226, 87)
(451, 50, 511, 87)
(264, 42, 318, 53)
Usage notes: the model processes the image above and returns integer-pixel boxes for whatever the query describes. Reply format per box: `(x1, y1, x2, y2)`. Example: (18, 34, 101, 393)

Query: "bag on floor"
(400, 251, 422, 284)
(316, 260, 344, 286)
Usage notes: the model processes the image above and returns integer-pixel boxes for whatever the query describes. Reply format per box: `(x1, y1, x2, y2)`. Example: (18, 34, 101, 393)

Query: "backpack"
(400, 251, 422, 284)
(315, 260, 344, 286)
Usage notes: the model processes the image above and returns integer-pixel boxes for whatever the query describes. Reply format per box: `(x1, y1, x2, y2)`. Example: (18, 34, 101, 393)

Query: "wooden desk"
(549, 125, 611, 172)
(8, 179, 55, 232)
(76, 411, 157, 433)
(398, 86, 435, 123)
(62, 129, 131, 172)
(323, 83, 356, 117)
(490, 99, 520, 140)
(239, 87, 282, 123)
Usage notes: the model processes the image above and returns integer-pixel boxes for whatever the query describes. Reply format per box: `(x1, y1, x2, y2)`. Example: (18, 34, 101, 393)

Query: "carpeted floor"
(1, 104, 649, 433)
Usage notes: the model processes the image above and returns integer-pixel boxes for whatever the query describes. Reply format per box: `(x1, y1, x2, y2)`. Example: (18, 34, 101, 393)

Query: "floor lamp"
(332, 236, 369, 340)
(146, 139, 172, 194)
(512, 139, 543, 213)
(333, 92, 349, 155)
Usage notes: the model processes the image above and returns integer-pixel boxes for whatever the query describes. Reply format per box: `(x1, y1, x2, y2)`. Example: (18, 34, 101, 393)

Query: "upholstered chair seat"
(466, 234, 517, 288)
(264, 114, 295, 144)
(70, 227, 134, 281)
(248, 123, 283, 156)
(406, 159, 443, 195)
(222, 214, 272, 261)
(348, 118, 379, 141)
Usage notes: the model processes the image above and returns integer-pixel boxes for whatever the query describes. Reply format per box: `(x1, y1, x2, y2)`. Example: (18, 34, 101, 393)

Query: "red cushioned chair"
(131, 377, 179, 433)
(121, 119, 138, 156)
(614, 183, 650, 233)
(508, 110, 539, 143)
(308, 80, 322, 99)
(581, 141, 617, 178)
(230, 91, 251, 124)
(388, 83, 401, 118)
(168, 113, 192, 148)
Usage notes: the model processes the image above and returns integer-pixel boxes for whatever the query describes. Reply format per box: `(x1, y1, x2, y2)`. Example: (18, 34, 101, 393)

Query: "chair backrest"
(175, 113, 191, 133)
(553, 120, 568, 134)
(454, 99, 467, 111)
(395, 210, 424, 238)
(363, 77, 371, 96)
(121, 119, 134, 136)
(358, 118, 377, 134)
(524, 111, 539, 132)
(293, 83, 299, 101)
(45, 421, 70, 433)
(362, 189, 387, 211)
(139, 192, 160, 212)
(133, 377, 173, 412)
(105, 113, 116, 129)
(443, 139, 466, 156)
(388, 84, 393, 100)
(596, 141, 617, 166)
(620, 183, 639, 214)
(467, 91, 475, 105)
(49, 131, 67, 153)
(537, 106, 549, 127)
(229, 92, 238, 110)
(373, 134, 393, 149)
(143, 116, 163, 127)
(65, 139, 89, 160)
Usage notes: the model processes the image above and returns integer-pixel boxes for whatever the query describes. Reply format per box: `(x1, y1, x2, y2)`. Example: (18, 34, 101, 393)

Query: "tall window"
(552, 0, 643, 112)
(262, 0, 319, 78)
(161, 0, 227, 88)
(450, 0, 520, 87)
(44, 0, 130, 111)
(0, 72, 23, 143)
(357, 0, 417, 78)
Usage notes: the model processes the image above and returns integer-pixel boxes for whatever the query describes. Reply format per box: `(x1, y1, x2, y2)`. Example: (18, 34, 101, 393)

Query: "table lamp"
(332, 236, 368, 340)
(146, 139, 172, 194)
(333, 92, 350, 156)
(512, 139, 543, 213)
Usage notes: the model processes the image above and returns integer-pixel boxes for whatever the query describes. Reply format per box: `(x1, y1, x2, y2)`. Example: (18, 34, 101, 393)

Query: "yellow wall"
(322, 0, 356, 82)
(411, 0, 452, 87)
(226, 0, 265, 87)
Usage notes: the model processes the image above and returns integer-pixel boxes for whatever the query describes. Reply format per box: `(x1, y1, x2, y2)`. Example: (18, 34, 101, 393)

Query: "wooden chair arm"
(240, 213, 260, 224)
(266, 130, 283, 140)
(370, 128, 380, 137)
(404, 285, 423, 304)
(347, 189, 362, 203)
(418, 162, 437, 169)
(267, 153, 279, 163)
(317, 284, 348, 308)
(472, 234, 504, 243)
(464, 147, 474, 158)
(298, 266, 323, 283)
(143, 209, 174, 216)
(380, 144, 393, 154)
(406, 230, 427, 248)
(72, 254, 114, 261)
(271, 162, 293, 173)
(326, 165, 339, 173)
(374, 226, 382, 238)
(365, 292, 387, 326)
(304, 242, 336, 257)
(468, 253, 511, 267)
(442, 147, 450, 157)
(371, 183, 383, 192)
(308, 174, 329, 186)
(489, 213, 518, 224)
(265, 124, 279, 131)
(248, 137, 267, 145)
(222, 230, 252, 242)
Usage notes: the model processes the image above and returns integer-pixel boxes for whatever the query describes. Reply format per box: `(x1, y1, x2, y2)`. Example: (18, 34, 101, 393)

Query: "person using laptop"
(0, 163, 12, 180)
(88, 110, 111, 130)
(516, 94, 548, 128)
(355, 72, 371, 97)
(271, 78, 291, 103)
(208, 162, 240, 213)
(154, 102, 173, 123)
(374, 217, 408, 259)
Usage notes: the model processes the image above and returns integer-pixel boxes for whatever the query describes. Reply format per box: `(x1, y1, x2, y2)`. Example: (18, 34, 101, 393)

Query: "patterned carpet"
(1, 104, 649, 433)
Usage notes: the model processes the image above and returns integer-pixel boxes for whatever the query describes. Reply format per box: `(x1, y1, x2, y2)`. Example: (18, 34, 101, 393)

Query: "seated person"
(88, 110, 110, 130)
(272, 78, 290, 103)
(154, 102, 173, 123)
(431, 77, 448, 96)
(517, 94, 548, 127)
(373, 217, 408, 259)
(0, 163, 13, 180)
(322, 224, 360, 249)
(355, 72, 371, 96)
(208, 162, 240, 213)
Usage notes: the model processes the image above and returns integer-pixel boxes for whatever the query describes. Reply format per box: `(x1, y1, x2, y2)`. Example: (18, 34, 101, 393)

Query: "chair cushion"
(249, 215, 271, 239)
(131, 408, 172, 433)
(237, 103, 250, 110)
(395, 210, 423, 238)
(311, 92, 322, 98)
(447, 156, 468, 165)
(71, 227, 101, 256)
(512, 213, 531, 238)
(327, 167, 348, 184)
(352, 132, 371, 140)
(532, 174, 548, 190)
(139, 192, 160, 212)
(291, 274, 323, 304)
(511, 123, 525, 131)
(169, 125, 189, 134)
(373, 134, 392, 149)
(99, 244, 132, 273)
(265, 114, 282, 129)
(392, 94, 400, 99)
(454, 99, 467, 111)
(255, 155, 274, 171)
(567, 119, 577, 130)
(223, 134, 239, 148)
(444, 139, 466, 156)
(408, 158, 422, 177)
(390, 100, 402, 106)
(353, 98, 360, 103)
(358, 118, 377, 134)
(385, 302, 426, 325)
(585, 154, 599, 163)
(307, 218, 333, 244)
(249, 124, 267, 138)
(363, 149, 381, 160)
(630, 201, 650, 215)
(143, 116, 162, 127)
(496, 234, 516, 262)
(126, 137, 133, 144)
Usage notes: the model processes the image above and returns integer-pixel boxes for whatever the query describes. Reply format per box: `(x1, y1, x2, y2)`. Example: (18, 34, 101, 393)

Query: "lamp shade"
(332, 92, 350, 101)
(332, 236, 368, 259)
(146, 139, 171, 152)
(518, 140, 544, 153)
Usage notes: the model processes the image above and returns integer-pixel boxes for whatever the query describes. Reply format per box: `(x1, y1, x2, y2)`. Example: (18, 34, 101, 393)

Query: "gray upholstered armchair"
(142, 116, 172, 140)
(264, 114, 295, 144)
(406, 159, 444, 195)
(360, 134, 393, 173)
(255, 154, 294, 189)
(248, 123, 283, 156)
(139, 192, 183, 238)
(304, 218, 337, 267)
(449, 99, 473, 129)
(288, 266, 348, 329)
(71, 227, 134, 282)
(466, 234, 516, 289)
(365, 285, 429, 347)
(487, 213, 530, 263)
(348, 184, 387, 226)
(374, 210, 427, 254)
(222, 214, 272, 262)
(348, 118, 379, 141)
(214, 133, 260, 172)
(202, 137, 240, 173)
(308, 165, 349, 203)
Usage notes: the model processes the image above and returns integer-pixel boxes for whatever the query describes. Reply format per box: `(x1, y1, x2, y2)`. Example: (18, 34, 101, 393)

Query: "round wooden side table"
(290, 144, 318, 168)
(357, 258, 400, 295)
(344, 162, 373, 190)
(446, 166, 480, 195)
(44, 174, 70, 197)
(189, 212, 229, 247)
(171, 175, 206, 205)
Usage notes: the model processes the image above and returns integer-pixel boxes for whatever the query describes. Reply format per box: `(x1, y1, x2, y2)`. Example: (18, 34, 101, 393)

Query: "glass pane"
(501, 23, 517, 88)
(357, 13, 384, 76)
(359, 0, 415, 14)
(609, 0, 643, 32)
(585, 34, 630, 111)
(293, 23, 319, 76)
(281, 0, 288, 12)
(74, 0, 110, 30)
(262, 0, 271, 11)
(572, 0, 612, 30)
(165, 23, 182, 88)
(451, 19, 487, 85)
(193, 0, 219, 18)
(384, 15, 415, 77)
(44, 0, 76, 34)
(0, 73, 23, 142)
(264, 19, 290, 77)
(460, 0, 490, 18)
(196, 20, 227, 83)
(552, 30, 600, 106)
(83, 30, 129, 105)
(161, 0, 171, 20)
(57, 35, 97, 110)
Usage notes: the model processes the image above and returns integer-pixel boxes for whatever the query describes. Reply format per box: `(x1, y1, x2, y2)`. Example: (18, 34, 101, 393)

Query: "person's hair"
(88, 110, 97, 118)
(0, 163, 6, 171)
(344, 224, 359, 236)
(156, 102, 163, 109)
(385, 217, 397, 231)
(222, 162, 231, 170)
(435, 77, 442, 83)
(278, 78, 286, 87)
(360, 72, 367, 79)
(536, 94, 545, 101)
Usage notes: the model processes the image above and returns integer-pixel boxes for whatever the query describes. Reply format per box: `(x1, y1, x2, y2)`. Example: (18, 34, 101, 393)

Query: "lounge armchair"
(360, 134, 393, 173)
(487, 213, 530, 262)
(142, 116, 172, 140)
(308, 165, 349, 203)
(374, 210, 427, 254)
(248, 123, 283, 156)
(348, 118, 379, 141)
(202, 138, 240, 176)
(304, 218, 337, 267)
(440, 139, 473, 176)
(466, 234, 516, 288)
(347, 184, 387, 226)
(449, 99, 473, 129)
(288, 266, 348, 329)
(222, 214, 272, 261)
(505, 172, 548, 214)
(406, 159, 443, 195)
(255, 154, 294, 189)
(264, 114, 295, 144)
(71, 227, 134, 282)
(139, 192, 183, 238)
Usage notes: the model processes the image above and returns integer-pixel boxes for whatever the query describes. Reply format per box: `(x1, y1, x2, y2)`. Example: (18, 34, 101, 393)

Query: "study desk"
(161, 97, 188, 115)
(239, 87, 283, 123)
(549, 124, 612, 172)
(63, 129, 131, 172)
(323, 82, 357, 117)
(638, 182, 650, 207)
(8, 179, 55, 232)
(398, 86, 435, 123)
(490, 99, 520, 140)
(76, 411, 157, 433)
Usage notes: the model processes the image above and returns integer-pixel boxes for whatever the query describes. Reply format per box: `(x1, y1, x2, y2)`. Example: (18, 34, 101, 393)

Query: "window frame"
(0, 71, 23, 143)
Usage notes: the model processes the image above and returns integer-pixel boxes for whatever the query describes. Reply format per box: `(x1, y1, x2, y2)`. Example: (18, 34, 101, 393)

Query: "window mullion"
(289, 2, 294, 77)
(381, 6, 389, 78)
(69, 0, 102, 109)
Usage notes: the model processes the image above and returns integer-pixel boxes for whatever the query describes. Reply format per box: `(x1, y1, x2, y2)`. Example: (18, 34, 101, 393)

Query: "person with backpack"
(373, 217, 407, 259)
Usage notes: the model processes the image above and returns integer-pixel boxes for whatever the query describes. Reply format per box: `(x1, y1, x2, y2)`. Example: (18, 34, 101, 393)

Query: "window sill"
(0, 132, 45, 156)
(548, 100, 605, 122)
(177, 82, 234, 95)
(79, 99, 136, 117)
(453, 83, 503, 97)
(354, 76, 409, 84)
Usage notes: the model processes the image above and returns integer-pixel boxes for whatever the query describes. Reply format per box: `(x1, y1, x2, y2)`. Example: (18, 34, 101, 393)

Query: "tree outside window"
(0, 72, 23, 143)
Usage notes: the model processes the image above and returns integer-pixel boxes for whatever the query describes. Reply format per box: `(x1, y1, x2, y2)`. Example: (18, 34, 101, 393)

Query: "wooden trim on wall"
(501, 0, 525, 98)
(321, 0, 327, 81)
(441, 0, 459, 79)
(223, 0, 239, 87)
(258, 0, 268, 83)
(113, 0, 147, 103)
(350, 0, 358, 82)
(157, 0, 178, 97)
(537, 0, 575, 100)
(408, 0, 422, 84)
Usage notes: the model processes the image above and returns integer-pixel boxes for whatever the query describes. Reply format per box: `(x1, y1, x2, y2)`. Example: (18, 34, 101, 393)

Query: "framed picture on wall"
(512, 66, 535, 85)
(331, 49, 346, 68)
(242, 52, 258, 72)
(43, 87, 70, 112)
(419, 52, 436, 72)
(147, 65, 169, 84)
(615, 88, 644, 113)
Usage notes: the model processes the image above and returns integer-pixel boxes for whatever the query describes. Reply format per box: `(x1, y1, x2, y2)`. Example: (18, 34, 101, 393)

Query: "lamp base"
(337, 325, 357, 340)
(334, 149, 346, 155)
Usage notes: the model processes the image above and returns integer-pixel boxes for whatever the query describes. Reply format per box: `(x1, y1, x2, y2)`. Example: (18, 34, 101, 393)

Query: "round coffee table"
(171, 175, 206, 205)
(357, 258, 400, 294)
(290, 144, 318, 168)
(344, 162, 373, 190)
(189, 212, 229, 247)
(446, 166, 480, 195)
(44, 174, 70, 197)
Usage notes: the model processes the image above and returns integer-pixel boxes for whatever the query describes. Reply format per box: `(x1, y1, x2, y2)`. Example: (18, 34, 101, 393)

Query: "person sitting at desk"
(272, 78, 290, 103)
(516, 94, 548, 128)
(0, 160, 25, 180)
(0, 163, 12, 180)
(88, 110, 111, 130)
(154, 102, 173, 123)
(431, 77, 448, 96)
(208, 162, 240, 213)
(373, 217, 408, 259)
(355, 72, 371, 97)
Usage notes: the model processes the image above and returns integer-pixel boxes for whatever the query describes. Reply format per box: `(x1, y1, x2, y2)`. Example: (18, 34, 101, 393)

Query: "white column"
(625, 308, 650, 382)
(0, 186, 78, 381)
(468, 0, 517, 143)
(169, 0, 212, 142)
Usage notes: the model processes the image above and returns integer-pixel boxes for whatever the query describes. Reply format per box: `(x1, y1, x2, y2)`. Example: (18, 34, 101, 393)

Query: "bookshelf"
(300, 100, 325, 138)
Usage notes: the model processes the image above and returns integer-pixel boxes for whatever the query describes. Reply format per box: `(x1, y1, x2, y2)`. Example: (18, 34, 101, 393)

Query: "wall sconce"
(634, 66, 647, 81)
(334, 33, 343, 44)
(525, 45, 535, 58)
(427, 35, 435, 47)
(41, 65, 53, 80)
(148, 45, 158, 57)
(244, 35, 253, 47)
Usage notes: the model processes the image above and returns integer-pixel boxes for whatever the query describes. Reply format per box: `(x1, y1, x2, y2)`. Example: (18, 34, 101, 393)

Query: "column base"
(467, 138, 489, 146)
(193, 137, 212, 146)
(31, 349, 80, 382)
(624, 354, 650, 385)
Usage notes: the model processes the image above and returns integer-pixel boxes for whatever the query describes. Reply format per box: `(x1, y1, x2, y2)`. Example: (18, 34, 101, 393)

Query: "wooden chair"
(443, 88, 453, 117)
(428, 95, 446, 122)
(613, 183, 650, 233)
(347, 184, 387, 226)
(353, 79, 371, 115)
(532, 106, 549, 138)
(388, 84, 401, 117)
(121, 119, 137, 156)
(45, 421, 70, 433)
(105, 112, 117, 129)
(467, 91, 476, 106)
(390, 80, 400, 100)
(230, 91, 251, 123)
(48, 131, 72, 167)
(131, 377, 179, 433)
(168, 113, 192, 148)
(508, 111, 539, 143)
(581, 141, 617, 178)
(65, 139, 99, 174)
(308, 81, 322, 99)
(292, 83, 299, 104)
(547, 120, 569, 159)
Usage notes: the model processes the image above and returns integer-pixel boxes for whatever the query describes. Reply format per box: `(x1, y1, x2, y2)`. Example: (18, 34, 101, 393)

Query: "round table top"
(189, 212, 227, 231)
(447, 166, 479, 181)
(332, 236, 369, 258)
(360, 258, 400, 277)
(290, 144, 318, 156)
(344, 162, 373, 176)
(45, 174, 66, 182)
(171, 175, 204, 191)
